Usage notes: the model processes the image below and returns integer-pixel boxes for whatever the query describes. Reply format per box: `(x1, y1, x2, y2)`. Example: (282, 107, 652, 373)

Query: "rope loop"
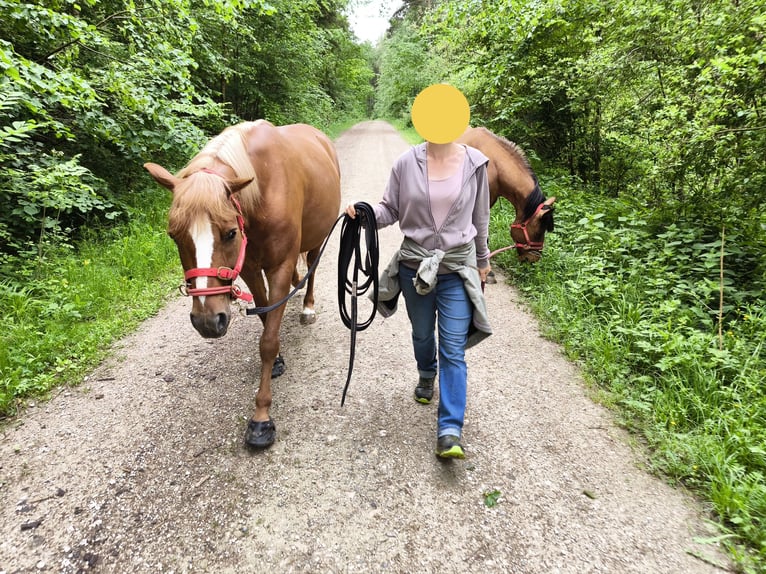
(337, 202, 379, 405)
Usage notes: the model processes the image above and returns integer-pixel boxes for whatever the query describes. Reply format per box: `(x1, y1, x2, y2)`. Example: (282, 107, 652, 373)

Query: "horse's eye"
(224, 229, 238, 241)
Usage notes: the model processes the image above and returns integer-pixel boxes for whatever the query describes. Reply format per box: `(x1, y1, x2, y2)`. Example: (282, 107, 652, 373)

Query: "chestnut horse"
(144, 120, 341, 449)
(457, 127, 555, 263)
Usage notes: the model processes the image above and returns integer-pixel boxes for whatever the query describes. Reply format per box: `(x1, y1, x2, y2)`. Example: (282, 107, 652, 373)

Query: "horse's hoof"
(271, 355, 286, 378)
(300, 310, 316, 325)
(244, 417, 276, 449)
(485, 270, 497, 285)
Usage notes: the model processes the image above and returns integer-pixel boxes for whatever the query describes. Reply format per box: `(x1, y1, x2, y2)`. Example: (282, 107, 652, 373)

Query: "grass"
(324, 115, 369, 139)
(489, 177, 766, 572)
(0, 188, 179, 415)
(384, 117, 422, 145)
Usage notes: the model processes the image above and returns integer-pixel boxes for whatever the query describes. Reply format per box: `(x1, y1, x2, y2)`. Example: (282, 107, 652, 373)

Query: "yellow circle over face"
(411, 84, 470, 144)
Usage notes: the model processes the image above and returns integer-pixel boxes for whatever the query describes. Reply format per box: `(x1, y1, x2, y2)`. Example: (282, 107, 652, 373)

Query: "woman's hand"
(345, 204, 357, 218)
(478, 264, 492, 284)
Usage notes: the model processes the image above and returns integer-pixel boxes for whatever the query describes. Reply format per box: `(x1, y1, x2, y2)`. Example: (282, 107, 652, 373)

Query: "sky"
(347, 0, 404, 44)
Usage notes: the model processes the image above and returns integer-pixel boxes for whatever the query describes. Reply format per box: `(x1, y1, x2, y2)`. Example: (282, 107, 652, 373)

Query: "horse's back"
(277, 123, 339, 171)
(244, 121, 340, 249)
(457, 126, 535, 206)
(243, 122, 337, 180)
(457, 126, 493, 148)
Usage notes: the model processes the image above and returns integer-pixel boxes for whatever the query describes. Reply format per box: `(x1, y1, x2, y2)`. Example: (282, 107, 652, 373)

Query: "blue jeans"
(398, 264, 472, 438)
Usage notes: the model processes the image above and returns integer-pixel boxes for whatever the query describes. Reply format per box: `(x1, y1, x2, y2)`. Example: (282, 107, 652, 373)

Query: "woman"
(345, 125, 492, 459)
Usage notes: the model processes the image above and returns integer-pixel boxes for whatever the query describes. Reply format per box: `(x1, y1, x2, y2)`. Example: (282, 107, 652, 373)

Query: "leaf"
(483, 489, 501, 508)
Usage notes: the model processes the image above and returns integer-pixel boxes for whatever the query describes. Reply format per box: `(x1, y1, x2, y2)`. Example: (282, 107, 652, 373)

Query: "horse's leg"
(240, 268, 286, 379)
(291, 265, 302, 288)
(243, 264, 293, 449)
(291, 252, 306, 287)
(299, 246, 320, 325)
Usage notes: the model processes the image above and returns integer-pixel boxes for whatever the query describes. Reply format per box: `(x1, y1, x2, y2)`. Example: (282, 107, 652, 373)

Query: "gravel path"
(1, 121, 731, 573)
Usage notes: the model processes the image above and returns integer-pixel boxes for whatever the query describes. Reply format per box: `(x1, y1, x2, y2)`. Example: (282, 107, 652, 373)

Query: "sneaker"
(436, 435, 465, 459)
(414, 376, 435, 404)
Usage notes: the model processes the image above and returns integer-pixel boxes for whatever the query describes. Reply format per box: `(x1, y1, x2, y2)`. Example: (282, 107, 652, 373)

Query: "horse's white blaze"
(190, 216, 214, 306)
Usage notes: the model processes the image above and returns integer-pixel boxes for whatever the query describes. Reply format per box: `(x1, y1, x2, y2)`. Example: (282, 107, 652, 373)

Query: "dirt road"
(1, 121, 731, 573)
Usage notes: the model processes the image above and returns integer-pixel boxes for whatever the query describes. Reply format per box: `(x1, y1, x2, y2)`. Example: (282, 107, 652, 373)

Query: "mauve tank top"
(428, 156, 465, 230)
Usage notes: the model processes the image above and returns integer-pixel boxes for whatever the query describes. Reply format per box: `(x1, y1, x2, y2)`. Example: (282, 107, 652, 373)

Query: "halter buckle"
(217, 267, 235, 280)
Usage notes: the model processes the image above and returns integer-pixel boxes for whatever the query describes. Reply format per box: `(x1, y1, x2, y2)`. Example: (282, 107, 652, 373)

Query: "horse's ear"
(227, 177, 254, 196)
(538, 196, 556, 232)
(144, 162, 181, 191)
(535, 197, 556, 217)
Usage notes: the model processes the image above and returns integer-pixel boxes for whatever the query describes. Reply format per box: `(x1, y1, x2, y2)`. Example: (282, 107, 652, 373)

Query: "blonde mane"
(169, 122, 263, 233)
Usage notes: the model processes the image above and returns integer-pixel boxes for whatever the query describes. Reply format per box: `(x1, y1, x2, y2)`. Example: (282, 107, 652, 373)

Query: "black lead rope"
(244, 214, 346, 317)
(337, 202, 379, 406)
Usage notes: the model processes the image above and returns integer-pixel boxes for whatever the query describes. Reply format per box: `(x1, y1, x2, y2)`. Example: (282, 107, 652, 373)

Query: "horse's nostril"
(189, 312, 229, 338)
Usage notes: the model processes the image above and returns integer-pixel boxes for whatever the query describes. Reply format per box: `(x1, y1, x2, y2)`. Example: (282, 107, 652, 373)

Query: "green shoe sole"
(414, 395, 431, 404)
(436, 445, 465, 459)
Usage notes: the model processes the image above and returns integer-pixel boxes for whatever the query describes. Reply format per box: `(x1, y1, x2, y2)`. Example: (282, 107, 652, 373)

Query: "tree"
(0, 0, 374, 267)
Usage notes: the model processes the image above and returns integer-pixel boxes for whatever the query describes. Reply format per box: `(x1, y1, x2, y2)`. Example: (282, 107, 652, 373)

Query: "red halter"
(488, 202, 548, 259)
(178, 169, 253, 303)
(510, 202, 547, 251)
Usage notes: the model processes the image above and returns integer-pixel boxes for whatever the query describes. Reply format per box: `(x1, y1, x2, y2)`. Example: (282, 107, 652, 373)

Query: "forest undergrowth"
(490, 175, 766, 572)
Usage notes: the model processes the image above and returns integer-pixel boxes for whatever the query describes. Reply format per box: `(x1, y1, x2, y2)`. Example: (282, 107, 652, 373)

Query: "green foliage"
(490, 176, 766, 569)
(373, 20, 432, 120)
(0, 189, 177, 416)
(189, 0, 373, 125)
(483, 489, 502, 508)
(371, 1, 459, 123)
(385, 0, 765, 214)
(0, 0, 374, 266)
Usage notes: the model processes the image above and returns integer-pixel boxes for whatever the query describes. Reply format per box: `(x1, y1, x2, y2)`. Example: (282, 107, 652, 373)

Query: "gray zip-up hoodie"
(369, 143, 493, 347)
(372, 143, 491, 269)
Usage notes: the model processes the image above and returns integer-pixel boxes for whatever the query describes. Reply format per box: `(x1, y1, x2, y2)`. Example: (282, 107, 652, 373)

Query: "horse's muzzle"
(518, 249, 542, 263)
(190, 311, 230, 338)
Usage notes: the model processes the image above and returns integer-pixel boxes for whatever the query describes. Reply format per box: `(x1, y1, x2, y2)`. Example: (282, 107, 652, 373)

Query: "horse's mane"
(524, 180, 547, 223)
(485, 129, 549, 223)
(170, 122, 261, 230)
(491, 132, 532, 171)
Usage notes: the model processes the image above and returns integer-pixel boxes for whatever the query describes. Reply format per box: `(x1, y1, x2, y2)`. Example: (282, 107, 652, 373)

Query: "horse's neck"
(496, 165, 536, 222)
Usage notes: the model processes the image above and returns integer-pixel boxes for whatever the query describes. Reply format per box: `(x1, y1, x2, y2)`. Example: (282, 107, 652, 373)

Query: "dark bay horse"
(144, 120, 341, 449)
(457, 127, 555, 263)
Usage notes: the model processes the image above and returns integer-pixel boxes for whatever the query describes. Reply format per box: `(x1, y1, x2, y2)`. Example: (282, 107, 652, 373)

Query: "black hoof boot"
(245, 418, 276, 449)
(271, 355, 286, 378)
